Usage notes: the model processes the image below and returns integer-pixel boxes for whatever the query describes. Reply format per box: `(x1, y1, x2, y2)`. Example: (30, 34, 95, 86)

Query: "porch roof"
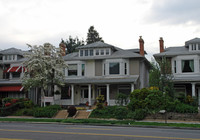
(173, 75, 200, 83)
(65, 76, 139, 84)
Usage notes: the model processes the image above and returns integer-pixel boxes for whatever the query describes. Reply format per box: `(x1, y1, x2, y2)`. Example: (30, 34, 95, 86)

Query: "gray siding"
(129, 59, 139, 75)
(0, 67, 3, 79)
(139, 61, 149, 88)
(95, 60, 102, 76)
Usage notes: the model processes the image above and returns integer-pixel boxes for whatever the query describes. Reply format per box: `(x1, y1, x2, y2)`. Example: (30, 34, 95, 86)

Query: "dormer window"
(85, 50, 88, 56)
(100, 49, 104, 55)
(190, 43, 200, 51)
(96, 49, 99, 55)
(90, 50, 93, 56)
(106, 49, 109, 55)
(80, 50, 83, 56)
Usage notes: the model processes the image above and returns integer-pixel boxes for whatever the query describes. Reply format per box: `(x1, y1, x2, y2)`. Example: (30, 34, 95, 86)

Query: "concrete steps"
(74, 110, 91, 119)
(54, 110, 68, 119)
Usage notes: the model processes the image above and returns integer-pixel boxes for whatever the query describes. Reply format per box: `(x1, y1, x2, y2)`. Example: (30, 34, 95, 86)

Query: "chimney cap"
(159, 37, 163, 40)
(139, 36, 144, 43)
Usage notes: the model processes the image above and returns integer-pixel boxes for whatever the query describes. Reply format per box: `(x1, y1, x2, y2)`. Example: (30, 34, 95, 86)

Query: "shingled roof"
(0, 48, 24, 55)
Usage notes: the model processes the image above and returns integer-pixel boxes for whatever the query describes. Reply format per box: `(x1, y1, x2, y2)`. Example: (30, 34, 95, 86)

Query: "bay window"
(109, 62, 119, 74)
(182, 60, 194, 73)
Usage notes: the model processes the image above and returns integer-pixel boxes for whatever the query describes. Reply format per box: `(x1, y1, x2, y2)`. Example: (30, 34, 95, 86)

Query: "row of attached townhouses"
(0, 37, 200, 106)
(0, 37, 150, 106)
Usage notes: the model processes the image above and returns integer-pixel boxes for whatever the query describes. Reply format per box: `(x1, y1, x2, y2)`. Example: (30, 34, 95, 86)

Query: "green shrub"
(115, 93, 129, 106)
(113, 106, 128, 120)
(96, 95, 105, 109)
(133, 109, 147, 120)
(24, 101, 34, 108)
(128, 88, 164, 112)
(175, 103, 198, 113)
(90, 106, 118, 119)
(33, 105, 61, 118)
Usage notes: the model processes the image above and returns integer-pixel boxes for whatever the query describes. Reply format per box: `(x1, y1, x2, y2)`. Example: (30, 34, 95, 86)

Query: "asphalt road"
(0, 122, 199, 140)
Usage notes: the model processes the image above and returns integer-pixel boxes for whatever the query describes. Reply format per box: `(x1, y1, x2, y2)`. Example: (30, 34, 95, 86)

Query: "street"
(0, 122, 199, 140)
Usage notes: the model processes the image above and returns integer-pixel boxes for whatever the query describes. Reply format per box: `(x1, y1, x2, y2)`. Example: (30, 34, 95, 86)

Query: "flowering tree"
(22, 43, 66, 96)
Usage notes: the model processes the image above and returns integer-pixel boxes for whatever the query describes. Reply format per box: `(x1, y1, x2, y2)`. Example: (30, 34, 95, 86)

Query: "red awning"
(4, 66, 22, 73)
(0, 86, 24, 92)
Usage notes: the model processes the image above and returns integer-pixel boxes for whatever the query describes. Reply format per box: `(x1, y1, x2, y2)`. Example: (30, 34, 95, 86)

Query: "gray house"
(154, 37, 200, 106)
(56, 37, 150, 106)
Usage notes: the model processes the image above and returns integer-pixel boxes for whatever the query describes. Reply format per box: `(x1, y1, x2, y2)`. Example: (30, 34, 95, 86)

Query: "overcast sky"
(1, 0, 200, 60)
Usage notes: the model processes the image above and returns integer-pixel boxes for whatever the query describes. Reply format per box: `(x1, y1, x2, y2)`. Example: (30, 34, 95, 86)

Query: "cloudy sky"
(0, 0, 200, 60)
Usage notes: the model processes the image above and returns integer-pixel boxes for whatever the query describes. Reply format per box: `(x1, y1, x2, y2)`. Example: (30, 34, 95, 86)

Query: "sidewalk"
(2, 116, 200, 124)
(140, 119, 200, 124)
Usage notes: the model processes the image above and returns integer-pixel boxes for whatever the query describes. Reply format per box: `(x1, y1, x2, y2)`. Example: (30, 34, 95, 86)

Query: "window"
(96, 49, 99, 55)
(0, 55, 2, 60)
(12, 72, 20, 78)
(82, 64, 85, 76)
(80, 50, 83, 56)
(61, 86, 71, 99)
(68, 64, 78, 76)
(106, 49, 109, 55)
(174, 60, 176, 73)
(101, 49, 104, 55)
(89, 50, 93, 56)
(118, 85, 131, 95)
(104, 63, 106, 75)
(85, 50, 88, 56)
(182, 60, 194, 73)
(124, 63, 127, 75)
(109, 62, 120, 74)
(8, 55, 11, 60)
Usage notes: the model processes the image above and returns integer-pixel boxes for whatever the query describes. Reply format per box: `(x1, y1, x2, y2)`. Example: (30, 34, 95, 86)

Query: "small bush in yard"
(175, 103, 198, 113)
(33, 105, 61, 118)
(132, 109, 147, 120)
(24, 100, 34, 108)
(67, 106, 77, 117)
(114, 106, 128, 120)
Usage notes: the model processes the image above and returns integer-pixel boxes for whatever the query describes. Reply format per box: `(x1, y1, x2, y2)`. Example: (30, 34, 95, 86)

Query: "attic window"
(106, 49, 109, 55)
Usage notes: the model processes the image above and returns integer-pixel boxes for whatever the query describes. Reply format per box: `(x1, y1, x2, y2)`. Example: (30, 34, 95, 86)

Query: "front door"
(80, 88, 88, 104)
(97, 87, 106, 102)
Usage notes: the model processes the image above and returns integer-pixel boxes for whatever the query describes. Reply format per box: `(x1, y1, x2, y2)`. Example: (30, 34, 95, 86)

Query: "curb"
(0, 120, 200, 130)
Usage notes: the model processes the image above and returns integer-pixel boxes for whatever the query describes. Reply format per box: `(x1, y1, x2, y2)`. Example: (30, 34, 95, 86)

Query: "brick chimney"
(159, 37, 164, 53)
(59, 41, 66, 56)
(139, 36, 144, 56)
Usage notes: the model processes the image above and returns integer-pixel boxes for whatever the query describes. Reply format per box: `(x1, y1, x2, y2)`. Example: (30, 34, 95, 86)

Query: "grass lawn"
(0, 118, 200, 129)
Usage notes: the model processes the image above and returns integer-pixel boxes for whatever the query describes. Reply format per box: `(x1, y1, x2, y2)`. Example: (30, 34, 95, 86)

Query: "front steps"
(54, 110, 68, 119)
(74, 110, 91, 119)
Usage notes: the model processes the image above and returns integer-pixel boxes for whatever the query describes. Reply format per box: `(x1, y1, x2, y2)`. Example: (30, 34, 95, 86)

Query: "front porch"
(54, 83, 135, 106)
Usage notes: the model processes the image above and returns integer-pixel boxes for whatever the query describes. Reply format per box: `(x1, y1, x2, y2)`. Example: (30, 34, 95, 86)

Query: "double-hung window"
(68, 64, 78, 76)
(182, 60, 194, 73)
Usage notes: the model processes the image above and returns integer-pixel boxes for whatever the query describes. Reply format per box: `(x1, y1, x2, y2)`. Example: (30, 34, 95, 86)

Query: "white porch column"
(131, 83, 134, 92)
(106, 84, 110, 106)
(88, 84, 91, 106)
(71, 85, 74, 105)
(192, 83, 196, 97)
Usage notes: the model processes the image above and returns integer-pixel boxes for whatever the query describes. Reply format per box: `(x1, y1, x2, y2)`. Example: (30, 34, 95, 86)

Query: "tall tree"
(61, 36, 84, 54)
(22, 43, 66, 97)
(86, 26, 104, 44)
(150, 57, 174, 97)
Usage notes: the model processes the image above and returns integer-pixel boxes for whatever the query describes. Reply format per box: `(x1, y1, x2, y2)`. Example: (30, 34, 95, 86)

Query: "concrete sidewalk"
(139, 119, 200, 124)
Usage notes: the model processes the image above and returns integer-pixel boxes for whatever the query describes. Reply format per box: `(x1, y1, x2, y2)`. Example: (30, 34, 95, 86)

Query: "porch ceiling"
(65, 76, 139, 84)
